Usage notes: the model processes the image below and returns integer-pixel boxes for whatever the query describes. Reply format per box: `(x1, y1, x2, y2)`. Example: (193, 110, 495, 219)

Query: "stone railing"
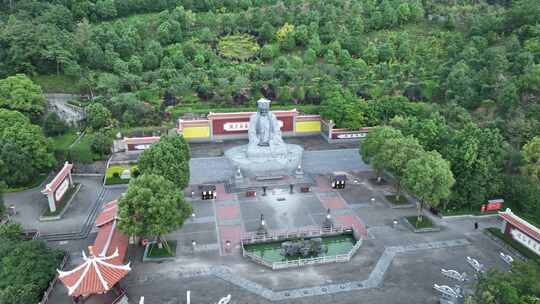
(241, 226, 362, 270)
(241, 225, 353, 245)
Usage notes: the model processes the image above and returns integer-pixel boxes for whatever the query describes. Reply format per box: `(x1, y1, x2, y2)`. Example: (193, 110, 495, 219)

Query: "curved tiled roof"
(58, 248, 131, 297)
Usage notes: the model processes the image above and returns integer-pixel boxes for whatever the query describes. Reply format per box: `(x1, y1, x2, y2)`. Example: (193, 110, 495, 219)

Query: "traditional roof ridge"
(42, 162, 73, 194)
(99, 219, 117, 257)
(95, 200, 119, 227)
(499, 208, 540, 241)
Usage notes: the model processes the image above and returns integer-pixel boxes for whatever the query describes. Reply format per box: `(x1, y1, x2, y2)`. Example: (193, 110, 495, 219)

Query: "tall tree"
(360, 126, 403, 182)
(373, 135, 423, 197)
(118, 174, 192, 249)
(0, 75, 46, 121)
(444, 124, 505, 211)
(138, 135, 191, 189)
(0, 109, 55, 187)
(403, 151, 455, 222)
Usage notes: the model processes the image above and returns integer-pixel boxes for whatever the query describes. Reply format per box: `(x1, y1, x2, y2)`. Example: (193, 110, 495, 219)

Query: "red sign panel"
(480, 201, 503, 212)
(486, 202, 503, 211)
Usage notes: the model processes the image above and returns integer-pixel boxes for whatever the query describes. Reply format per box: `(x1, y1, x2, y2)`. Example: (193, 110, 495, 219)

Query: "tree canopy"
(138, 134, 191, 189)
(0, 224, 64, 304)
(0, 109, 55, 187)
(403, 150, 455, 221)
(117, 173, 192, 242)
(0, 75, 45, 121)
(467, 261, 540, 304)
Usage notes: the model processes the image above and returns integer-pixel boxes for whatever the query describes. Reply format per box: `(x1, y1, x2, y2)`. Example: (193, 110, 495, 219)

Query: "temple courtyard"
(6, 146, 511, 304)
(110, 173, 507, 304)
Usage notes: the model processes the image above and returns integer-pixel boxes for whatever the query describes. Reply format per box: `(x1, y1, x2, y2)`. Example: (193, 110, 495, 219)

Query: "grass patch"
(32, 74, 80, 94)
(5, 174, 48, 193)
(147, 240, 177, 258)
(386, 195, 411, 205)
(105, 165, 138, 185)
(42, 183, 79, 217)
(405, 216, 434, 229)
(51, 130, 79, 151)
(67, 133, 105, 163)
(485, 228, 539, 262)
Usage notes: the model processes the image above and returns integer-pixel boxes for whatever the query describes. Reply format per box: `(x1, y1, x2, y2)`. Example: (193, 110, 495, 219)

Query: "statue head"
(257, 98, 271, 116)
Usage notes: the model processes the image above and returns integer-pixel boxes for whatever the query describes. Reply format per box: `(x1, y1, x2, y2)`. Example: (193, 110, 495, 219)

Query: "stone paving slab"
(216, 183, 236, 201)
(188, 216, 216, 224)
(318, 194, 347, 209)
(217, 204, 241, 221)
(335, 214, 368, 238)
(219, 225, 242, 255)
(314, 175, 332, 192)
(206, 238, 471, 301)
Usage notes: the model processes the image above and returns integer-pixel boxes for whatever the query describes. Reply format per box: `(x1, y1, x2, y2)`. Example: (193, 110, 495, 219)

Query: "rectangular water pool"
(243, 234, 356, 263)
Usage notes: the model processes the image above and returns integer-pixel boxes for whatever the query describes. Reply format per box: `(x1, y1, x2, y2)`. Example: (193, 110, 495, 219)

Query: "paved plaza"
(111, 172, 509, 304)
(7, 147, 514, 304)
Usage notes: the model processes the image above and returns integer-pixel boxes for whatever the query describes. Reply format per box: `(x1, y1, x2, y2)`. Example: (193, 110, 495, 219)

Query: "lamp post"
(257, 214, 267, 236)
(323, 208, 333, 230)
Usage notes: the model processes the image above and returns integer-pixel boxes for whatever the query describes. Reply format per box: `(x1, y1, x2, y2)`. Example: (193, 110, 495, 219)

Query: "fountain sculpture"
(280, 238, 323, 258)
(225, 98, 303, 176)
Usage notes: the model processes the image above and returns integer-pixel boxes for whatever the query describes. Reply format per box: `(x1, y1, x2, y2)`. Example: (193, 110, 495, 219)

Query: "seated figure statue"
(224, 98, 303, 176)
(247, 99, 286, 157)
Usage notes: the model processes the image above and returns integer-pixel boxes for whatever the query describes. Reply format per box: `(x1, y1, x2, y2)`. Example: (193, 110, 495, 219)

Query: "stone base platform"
(225, 144, 303, 177)
(227, 174, 314, 193)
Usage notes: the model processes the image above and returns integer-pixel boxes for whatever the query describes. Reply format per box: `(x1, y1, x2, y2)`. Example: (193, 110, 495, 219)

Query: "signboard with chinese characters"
(510, 228, 540, 255)
(55, 178, 70, 202)
(223, 120, 284, 132)
(133, 144, 151, 150)
(336, 133, 367, 139)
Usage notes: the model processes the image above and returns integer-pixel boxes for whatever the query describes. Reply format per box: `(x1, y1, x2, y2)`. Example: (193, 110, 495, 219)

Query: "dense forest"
(1, 0, 540, 220)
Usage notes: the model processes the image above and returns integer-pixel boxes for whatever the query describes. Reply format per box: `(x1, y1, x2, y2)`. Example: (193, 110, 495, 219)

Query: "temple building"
(58, 200, 130, 303)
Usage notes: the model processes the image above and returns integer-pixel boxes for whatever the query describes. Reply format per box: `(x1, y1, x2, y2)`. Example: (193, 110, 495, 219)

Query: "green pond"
(244, 234, 356, 263)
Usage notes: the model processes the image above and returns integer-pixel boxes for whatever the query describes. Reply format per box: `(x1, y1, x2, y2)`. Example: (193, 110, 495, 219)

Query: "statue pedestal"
(225, 144, 303, 177)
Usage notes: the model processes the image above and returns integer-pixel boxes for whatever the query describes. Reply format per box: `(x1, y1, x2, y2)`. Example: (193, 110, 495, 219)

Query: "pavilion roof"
(58, 248, 131, 297)
(499, 208, 540, 242)
(58, 198, 130, 297)
(42, 162, 73, 194)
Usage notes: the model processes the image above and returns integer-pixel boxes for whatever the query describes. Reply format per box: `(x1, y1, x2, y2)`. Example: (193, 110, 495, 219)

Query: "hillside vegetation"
(0, 0, 540, 219)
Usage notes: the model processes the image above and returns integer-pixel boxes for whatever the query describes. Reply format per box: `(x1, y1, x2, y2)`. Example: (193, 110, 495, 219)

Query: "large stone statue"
(225, 98, 303, 176)
(250, 99, 282, 147)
